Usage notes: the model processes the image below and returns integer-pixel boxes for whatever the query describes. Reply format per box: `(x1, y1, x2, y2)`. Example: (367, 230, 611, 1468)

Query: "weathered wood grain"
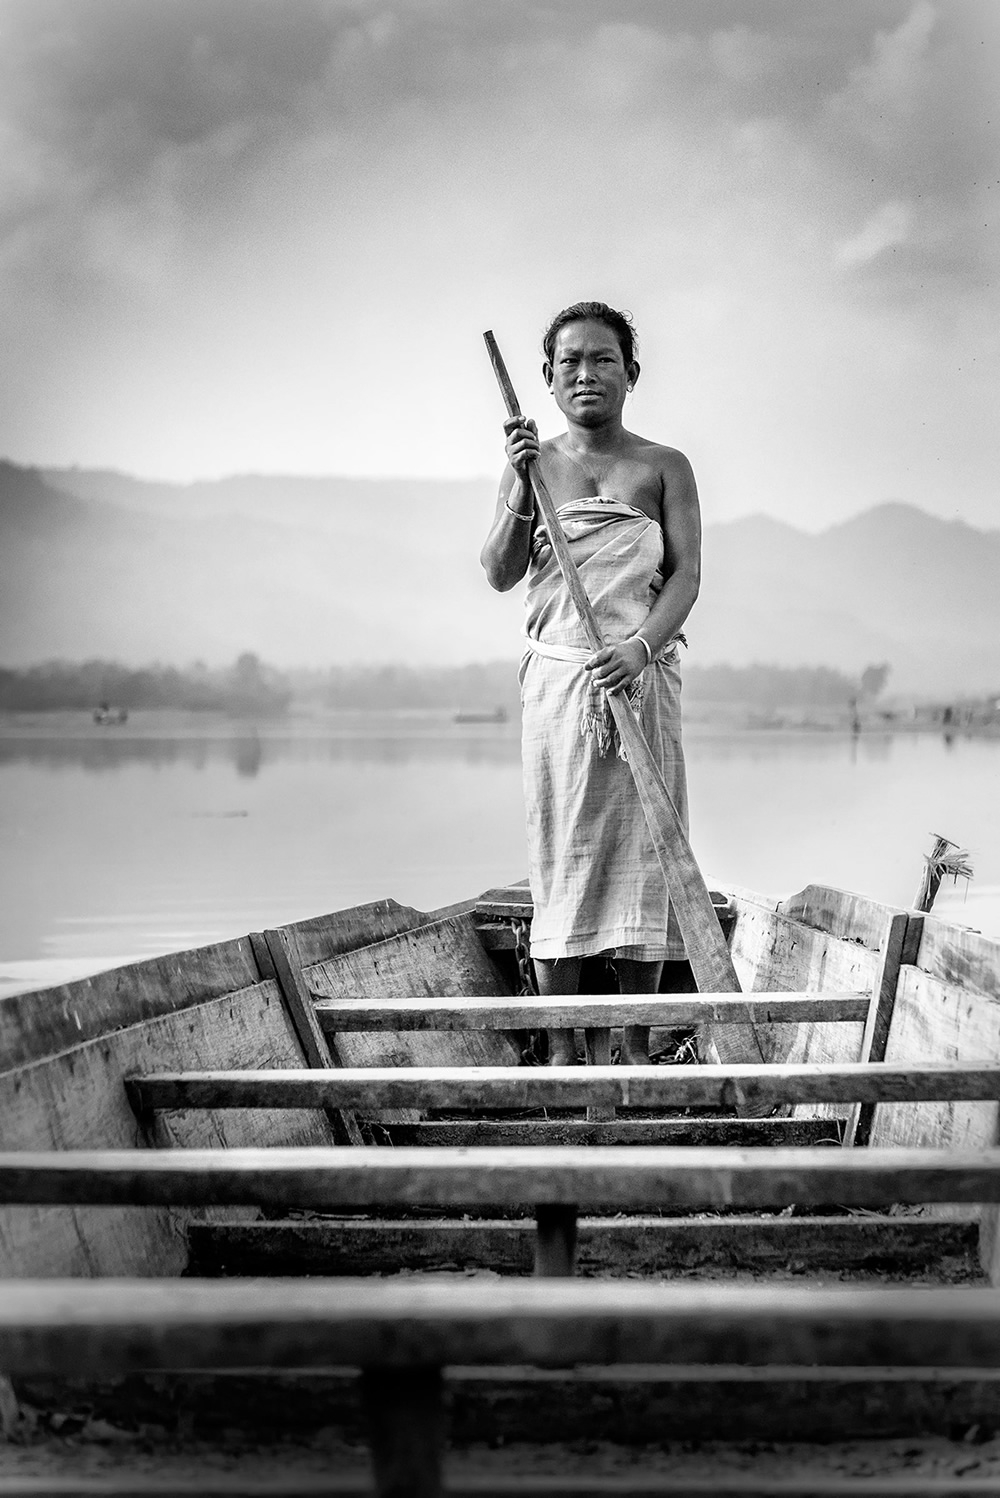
(474, 884, 533, 921)
(381, 1119, 845, 1147)
(187, 1215, 978, 1279)
(914, 917, 1000, 1001)
(273, 896, 456, 969)
(4, 1477, 1000, 1497)
(868, 918, 1000, 1277)
(846, 910, 920, 1147)
(0, 984, 334, 1278)
(127, 1062, 1000, 1114)
(724, 886, 912, 1129)
(0, 936, 262, 1075)
(253, 930, 363, 1146)
(305, 915, 520, 1124)
(5, 1145, 1000, 1211)
(780, 887, 909, 950)
(7, 1278, 1000, 1372)
(306, 917, 513, 1006)
(312, 994, 868, 1032)
(2, 1477, 1000, 1496)
(871, 972, 1000, 1155)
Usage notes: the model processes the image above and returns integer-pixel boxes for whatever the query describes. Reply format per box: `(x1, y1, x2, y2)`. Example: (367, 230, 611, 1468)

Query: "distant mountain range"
(0, 459, 996, 695)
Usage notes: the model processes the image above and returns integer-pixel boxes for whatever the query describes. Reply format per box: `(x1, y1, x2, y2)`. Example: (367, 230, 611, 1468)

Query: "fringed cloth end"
(522, 633, 685, 761)
(580, 671, 643, 760)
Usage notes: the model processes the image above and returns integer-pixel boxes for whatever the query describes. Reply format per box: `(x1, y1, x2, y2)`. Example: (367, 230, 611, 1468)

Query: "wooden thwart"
(312, 994, 869, 1032)
(127, 1061, 1000, 1114)
(8, 1278, 1000, 1371)
(0, 1475, 999, 1495)
(6, 1145, 1000, 1210)
(1, 1479, 1000, 1498)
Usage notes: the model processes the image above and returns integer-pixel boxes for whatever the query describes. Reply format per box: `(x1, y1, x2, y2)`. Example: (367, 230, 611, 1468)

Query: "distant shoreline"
(1, 706, 998, 740)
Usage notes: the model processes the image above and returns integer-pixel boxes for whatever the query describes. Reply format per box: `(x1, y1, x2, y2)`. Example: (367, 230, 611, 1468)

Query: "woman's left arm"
(637, 448, 702, 656)
(587, 450, 701, 695)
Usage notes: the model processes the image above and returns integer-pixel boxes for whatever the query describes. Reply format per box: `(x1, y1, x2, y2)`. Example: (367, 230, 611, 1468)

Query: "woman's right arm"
(480, 418, 539, 592)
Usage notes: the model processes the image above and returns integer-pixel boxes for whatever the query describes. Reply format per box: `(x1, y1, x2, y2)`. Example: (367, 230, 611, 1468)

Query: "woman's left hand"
(584, 639, 649, 695)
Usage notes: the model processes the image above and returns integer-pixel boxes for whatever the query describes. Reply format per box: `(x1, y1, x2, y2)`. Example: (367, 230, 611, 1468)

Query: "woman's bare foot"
(547, 1029, 578, 1065)
(621, 1023, 650, 1066)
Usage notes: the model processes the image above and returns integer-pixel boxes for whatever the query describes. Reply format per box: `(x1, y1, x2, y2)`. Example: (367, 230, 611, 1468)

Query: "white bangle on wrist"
(504, 500, 532, 522)
(632, 633, 653, 668)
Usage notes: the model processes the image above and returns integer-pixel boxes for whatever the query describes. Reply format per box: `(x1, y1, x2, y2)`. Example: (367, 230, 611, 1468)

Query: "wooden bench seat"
(312, 994, 869, 1032)
(2, 1475, 1000, 1497)
(5, 1277, 1000, 1372)
(0, 1475, 998, 1497)
(4, 1145, 1000, 1213)
(5, 1279, 1000, 1497)
(125, 1061, 1000, 1115)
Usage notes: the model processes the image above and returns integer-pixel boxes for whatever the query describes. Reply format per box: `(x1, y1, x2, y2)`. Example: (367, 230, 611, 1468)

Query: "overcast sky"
(0, 0, 996, 528)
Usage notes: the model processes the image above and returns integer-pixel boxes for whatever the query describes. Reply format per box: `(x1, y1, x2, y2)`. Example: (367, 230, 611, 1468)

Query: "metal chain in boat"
(512, 917, 537, 996)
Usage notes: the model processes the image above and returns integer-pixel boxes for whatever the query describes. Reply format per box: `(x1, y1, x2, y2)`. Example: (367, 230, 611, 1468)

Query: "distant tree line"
(318, 660, 881, 710)
(0, 657, 889, 714)
(0, 653, 291, 715)
(317, 662, 522, 713)
(683, 662, 885, 707)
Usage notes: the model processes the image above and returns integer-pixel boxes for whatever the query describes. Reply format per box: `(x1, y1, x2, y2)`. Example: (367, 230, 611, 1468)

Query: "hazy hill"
(0, 460, 995, 694)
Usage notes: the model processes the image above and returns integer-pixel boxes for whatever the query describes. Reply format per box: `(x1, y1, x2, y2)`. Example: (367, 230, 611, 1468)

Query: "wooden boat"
(91, 704, 128, 726)
(453, 707, 508, 724)
(3, 880, 1000, 1495)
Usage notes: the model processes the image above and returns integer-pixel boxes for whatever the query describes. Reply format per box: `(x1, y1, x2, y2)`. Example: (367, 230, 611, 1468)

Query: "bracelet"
(631, 633, 653, 668)
(505, 500, 532, 523)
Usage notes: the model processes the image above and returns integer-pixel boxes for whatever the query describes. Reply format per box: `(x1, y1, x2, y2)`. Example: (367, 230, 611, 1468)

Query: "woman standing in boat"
(480, 302, 701, 1065)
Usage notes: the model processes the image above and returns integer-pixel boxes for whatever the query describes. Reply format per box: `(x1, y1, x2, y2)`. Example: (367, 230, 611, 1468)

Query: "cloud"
(0, 0, 995, 513)
(833, 0, 937, 142)
(836, 200, 913, 268)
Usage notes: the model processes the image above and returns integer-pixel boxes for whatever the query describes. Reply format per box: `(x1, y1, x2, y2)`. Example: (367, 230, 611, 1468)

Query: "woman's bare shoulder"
(626, 433, 695, 481)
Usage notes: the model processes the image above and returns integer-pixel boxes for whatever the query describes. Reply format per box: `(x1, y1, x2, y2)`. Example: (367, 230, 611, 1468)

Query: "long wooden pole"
(483, 331, 743, 998)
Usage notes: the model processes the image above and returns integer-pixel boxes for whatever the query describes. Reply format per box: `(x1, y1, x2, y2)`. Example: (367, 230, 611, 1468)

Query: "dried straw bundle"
(913, 832, 974, 913)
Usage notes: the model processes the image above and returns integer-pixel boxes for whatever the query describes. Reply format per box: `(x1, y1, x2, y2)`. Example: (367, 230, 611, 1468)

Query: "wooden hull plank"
(303, 914, 520, 1124)
(7, 1145, 1000, 1210)
(0, 937, 263, 1074)
(313, 995, 869, 1032)
(186, 1215, 978, 1279)
(0, 985, 335, 1280)
(127, 1062, 1000, 1113)
(7, 1278, 1000, 1372)
(273, 896, 462, 969)
(723, 886, 909, 1127)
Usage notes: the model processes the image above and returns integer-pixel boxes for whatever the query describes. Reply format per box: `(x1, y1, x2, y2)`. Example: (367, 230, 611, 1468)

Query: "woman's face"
(545, 319, 635, 425)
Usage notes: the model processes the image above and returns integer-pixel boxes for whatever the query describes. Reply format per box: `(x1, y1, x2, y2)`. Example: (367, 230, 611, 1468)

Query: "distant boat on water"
(454, 706, 508, 725)
(92, 702, 128, 725)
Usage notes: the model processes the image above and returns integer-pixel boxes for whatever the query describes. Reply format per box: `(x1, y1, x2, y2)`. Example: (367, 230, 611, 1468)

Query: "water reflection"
(2, 715, 999, 982)
(234, 736, 263, 778)
(0, 724, 523, 773)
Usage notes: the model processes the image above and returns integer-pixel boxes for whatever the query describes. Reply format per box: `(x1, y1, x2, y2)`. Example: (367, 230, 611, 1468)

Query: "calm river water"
(2, 710, 998, 994)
